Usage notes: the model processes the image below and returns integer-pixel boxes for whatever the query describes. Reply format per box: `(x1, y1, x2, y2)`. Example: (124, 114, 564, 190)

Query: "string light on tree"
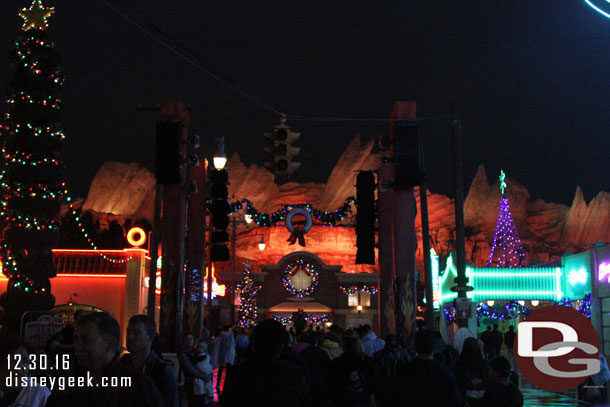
(486, 170, 528, 268)
(19, 0, 54, 31)
(0, 0, 65, 331)
(236, 264, 261, 328)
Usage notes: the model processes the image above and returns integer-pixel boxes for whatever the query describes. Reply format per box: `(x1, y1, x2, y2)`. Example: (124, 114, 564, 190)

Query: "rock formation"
(81, 137, 610, 273)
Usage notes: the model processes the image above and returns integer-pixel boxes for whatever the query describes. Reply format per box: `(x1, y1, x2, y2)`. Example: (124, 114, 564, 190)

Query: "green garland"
(229, 197, 355, 227)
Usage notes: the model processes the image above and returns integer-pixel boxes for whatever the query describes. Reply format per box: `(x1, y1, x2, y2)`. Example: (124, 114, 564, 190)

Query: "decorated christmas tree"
(486, 171, 528, 268)
(236, 263, 261, 328)
(0, 0, 66, 331)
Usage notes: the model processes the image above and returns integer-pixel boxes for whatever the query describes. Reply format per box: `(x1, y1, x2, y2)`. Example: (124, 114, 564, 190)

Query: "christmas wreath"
(282, 259, 319, 297)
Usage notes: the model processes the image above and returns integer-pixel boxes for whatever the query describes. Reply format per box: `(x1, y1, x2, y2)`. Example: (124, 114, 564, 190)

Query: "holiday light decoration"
(282, 259, 319, 297)
(567, 268, 588, 285)
(486, 171, 528, 268)
(63, 206, 133, 264)
(272, 313, 331, 326)
(236, 264, 261, 328)
(554, 293, 593, 319)
(229, 197, 355, 227)
(0, 2, 65, 326)
(598, 262, 610, 283)
(339, 285, 378, 295)
(19, 0, 55, 31)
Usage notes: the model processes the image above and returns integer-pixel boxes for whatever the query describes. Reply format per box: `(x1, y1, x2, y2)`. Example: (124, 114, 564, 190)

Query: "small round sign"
(127, 227, 146, 247)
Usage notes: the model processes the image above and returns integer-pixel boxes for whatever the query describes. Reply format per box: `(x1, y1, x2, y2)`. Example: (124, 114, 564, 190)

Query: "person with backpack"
(122, 314, 179, 407)
(373, 335, 410, 407)
(454, 337, 489, 407)
(323, 329, 377, 407)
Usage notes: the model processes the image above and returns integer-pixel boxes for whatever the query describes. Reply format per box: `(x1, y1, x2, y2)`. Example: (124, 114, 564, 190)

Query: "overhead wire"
(98, 0, 456, 124)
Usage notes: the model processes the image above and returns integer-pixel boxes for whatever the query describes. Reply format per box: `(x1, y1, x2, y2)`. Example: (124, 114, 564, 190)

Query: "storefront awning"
(269, 301, 332, 313)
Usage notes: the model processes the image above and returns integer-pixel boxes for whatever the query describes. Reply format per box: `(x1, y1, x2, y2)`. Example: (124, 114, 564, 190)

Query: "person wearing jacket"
(360, 325, 385, 357)
(212, 325, 236, 393)
(122, 314, 179, 407)
(373, 335, 410, 406)
(179, 332, 211, 406)
(192, 340, 214, 407)
(320, 333, 342, 360)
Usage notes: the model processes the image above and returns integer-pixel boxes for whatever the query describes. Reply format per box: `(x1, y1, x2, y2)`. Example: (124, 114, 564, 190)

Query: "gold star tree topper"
(19, 0, 55, 31)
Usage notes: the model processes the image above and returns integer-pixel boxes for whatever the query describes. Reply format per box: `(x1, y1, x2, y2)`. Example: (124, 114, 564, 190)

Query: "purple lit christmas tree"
(486, 171, 528, 268)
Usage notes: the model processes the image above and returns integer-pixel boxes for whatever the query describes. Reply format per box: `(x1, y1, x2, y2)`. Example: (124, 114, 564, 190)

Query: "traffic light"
(209, 168, 230, 262)
(394, 122, 421, 189)
(356, 171, 376, 265)
(264, 120, 301, 182)
(155, 122, 181, 184)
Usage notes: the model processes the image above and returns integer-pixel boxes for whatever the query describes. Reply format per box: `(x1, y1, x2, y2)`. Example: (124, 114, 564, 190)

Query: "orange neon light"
(0, 273, 126, 281)
(56, 273, 126, 278)
(204, 265, 226, 297)
(127, 227, 146, 247)
(52, 248, 148, 254)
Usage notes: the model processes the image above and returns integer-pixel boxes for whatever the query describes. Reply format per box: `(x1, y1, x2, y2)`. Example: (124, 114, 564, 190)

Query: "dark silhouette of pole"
(147, 185, 162, 318)
(419, 131, 435, 328)
(451, 106, 469, 298)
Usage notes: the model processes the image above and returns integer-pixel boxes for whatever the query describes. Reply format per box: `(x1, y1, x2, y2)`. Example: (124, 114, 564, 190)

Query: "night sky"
(1, 1, 609, 205)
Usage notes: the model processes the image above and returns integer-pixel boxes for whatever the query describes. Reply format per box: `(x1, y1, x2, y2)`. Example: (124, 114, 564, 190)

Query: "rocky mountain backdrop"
(80, 136, 610, 269)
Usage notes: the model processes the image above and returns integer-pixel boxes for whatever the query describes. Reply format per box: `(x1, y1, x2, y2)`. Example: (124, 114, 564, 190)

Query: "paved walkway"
(521, 380, 608, 406)
(198, 367, 608, 407)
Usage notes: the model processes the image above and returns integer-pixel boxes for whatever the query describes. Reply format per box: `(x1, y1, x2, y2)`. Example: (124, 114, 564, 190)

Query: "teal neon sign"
(440, 254, 564, 302)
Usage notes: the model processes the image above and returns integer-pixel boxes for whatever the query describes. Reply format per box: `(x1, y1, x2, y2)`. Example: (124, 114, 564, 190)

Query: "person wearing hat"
(482, 356, 523, 407)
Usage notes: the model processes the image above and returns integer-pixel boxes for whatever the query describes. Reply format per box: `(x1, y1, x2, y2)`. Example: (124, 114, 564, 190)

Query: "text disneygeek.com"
(6, 373, 132, 391)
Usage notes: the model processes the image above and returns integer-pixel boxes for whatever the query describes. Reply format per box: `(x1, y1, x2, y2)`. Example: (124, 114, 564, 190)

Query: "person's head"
(414, 329, 435, 357)
(222, 324, 231, 332)
(307, 331, 321, 347)
(196, 340, 208, 355)
(126, 314, 156, 354)
(486, 326, 492, 331)
(457, 319, 468, 328)
(362, 324, 372, 334)
(253, 319, 285, 357)
(493, 324, 498, 330)
(74, 312, 120, 373)
(460, 337, 483, 362)
(74, 309, 90, 323)
(431, 331, 446, 354)
(182, 332, 195, 349)
(508, 325, 515, 332)
(489, 356, 513, 383)
(341, 329, 363, 356)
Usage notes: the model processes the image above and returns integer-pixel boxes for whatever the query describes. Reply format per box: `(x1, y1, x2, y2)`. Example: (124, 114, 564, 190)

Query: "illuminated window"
(360, 291, 371, 307)
(348, 293, 358, 306)
(290, 269, 312, 290)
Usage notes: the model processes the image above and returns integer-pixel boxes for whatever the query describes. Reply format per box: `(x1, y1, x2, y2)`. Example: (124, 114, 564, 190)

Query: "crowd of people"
(0, 311, 564, 407)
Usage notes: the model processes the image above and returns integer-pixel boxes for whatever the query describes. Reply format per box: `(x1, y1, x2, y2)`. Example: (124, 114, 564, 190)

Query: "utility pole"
(450, 104, 472, 300)
(136, 104, 163, 321)
(419, 131, 435, 329)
